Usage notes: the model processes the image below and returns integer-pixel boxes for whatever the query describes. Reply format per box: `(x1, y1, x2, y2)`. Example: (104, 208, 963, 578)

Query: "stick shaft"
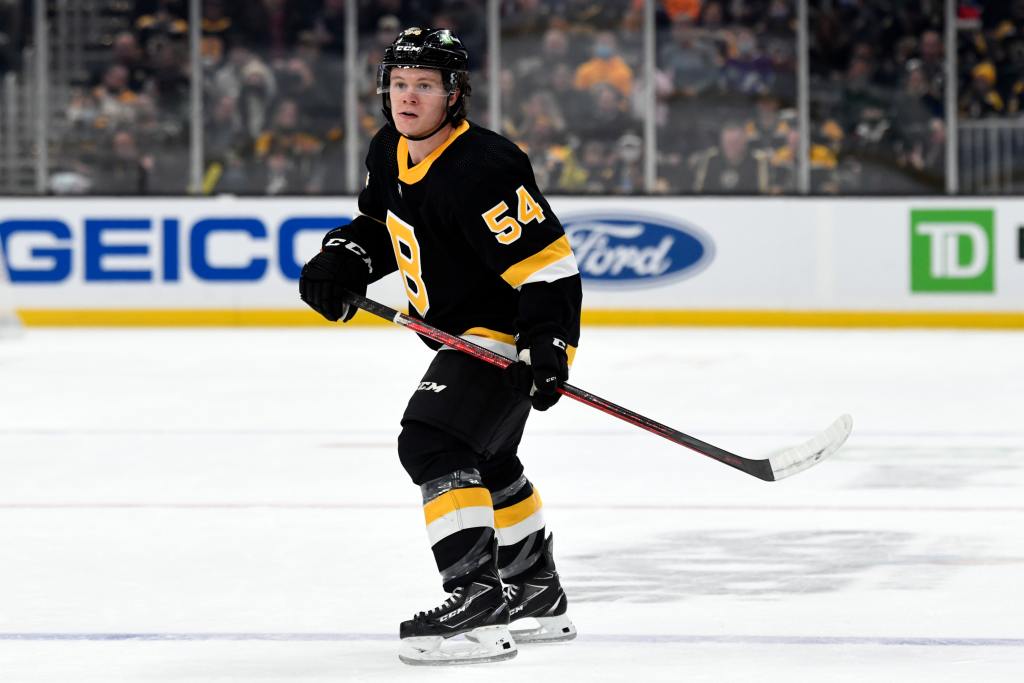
(345, 292, 771, 480)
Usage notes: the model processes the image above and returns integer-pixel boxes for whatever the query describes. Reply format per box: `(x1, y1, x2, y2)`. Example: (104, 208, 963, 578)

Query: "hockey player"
(299, 27, 581, 665)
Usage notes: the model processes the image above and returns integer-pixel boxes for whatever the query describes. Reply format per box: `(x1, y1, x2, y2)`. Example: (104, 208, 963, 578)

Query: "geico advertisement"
(2, 197, 1023, 311)
(0, 199, 363, 308)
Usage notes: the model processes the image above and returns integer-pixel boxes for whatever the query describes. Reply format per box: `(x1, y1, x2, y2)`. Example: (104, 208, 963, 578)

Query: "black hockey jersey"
(340, 121, 582, 363)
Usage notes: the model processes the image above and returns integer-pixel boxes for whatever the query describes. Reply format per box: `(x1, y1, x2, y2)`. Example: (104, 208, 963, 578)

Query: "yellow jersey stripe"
(500, 235, 573, 289)
(423, 487, 493, 525)
(397, 120, 471, 185)
(494, 489, 543, 529)
(461, 327, 576, 366)
(462, 327, 516, 345)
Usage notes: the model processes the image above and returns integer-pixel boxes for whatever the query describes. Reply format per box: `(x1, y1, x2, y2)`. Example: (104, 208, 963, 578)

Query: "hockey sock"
(420, 468, 498, 592)
(490, 474, 547, 583)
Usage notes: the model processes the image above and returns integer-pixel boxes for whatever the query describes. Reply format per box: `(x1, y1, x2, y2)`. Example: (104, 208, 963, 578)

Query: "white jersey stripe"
(441, 335, 518, 361)
(518, 252, 580, 288)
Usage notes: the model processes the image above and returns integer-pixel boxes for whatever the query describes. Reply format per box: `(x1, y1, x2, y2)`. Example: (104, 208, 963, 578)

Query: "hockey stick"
(343, 291, 852, 482)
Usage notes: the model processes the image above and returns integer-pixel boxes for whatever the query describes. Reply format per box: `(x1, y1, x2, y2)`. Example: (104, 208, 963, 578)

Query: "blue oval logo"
(562, 213, 713, 287)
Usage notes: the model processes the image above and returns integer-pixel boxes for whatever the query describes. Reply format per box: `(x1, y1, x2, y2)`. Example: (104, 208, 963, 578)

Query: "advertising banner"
(2, 196, 1023, 326)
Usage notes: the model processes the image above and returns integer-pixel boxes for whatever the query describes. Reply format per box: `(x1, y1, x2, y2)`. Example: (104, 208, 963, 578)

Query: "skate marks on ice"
(844, 446, 1023, 491)
(562, 529, 1024, 602)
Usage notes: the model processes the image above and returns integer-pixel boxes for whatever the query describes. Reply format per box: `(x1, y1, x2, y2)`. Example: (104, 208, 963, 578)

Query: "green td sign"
(910, 209, 994, 293)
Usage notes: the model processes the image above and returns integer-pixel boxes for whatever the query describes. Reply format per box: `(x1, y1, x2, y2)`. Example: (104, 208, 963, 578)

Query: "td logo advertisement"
(910, 209, 994, 293)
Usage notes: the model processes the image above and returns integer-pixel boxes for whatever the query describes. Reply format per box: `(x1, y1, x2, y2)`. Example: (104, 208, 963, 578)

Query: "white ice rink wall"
(1, 196, 1022, 327)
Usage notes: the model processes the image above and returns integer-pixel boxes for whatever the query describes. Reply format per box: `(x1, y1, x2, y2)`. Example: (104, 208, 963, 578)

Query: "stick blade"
(767, 414, 853, 481)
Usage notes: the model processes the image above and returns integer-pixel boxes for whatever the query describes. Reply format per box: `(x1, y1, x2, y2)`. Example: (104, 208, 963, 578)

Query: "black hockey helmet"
(377, 27, 471, 140)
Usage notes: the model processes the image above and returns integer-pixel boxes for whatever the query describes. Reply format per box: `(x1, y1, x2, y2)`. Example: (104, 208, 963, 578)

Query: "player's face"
(389, 68, 453, 137)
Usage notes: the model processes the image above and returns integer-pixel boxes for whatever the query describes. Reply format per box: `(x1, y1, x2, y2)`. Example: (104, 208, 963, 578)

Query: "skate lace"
(415, 587, 464, 620)
(502, 584, 518, 603)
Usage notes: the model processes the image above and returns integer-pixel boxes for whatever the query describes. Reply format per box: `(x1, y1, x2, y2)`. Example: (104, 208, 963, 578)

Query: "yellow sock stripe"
(423, 487, 493, 526)
(494, 489, 543, 529)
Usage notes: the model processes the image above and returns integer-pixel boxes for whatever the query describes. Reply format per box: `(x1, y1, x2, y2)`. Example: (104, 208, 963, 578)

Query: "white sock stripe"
(426, 505, 495, 546)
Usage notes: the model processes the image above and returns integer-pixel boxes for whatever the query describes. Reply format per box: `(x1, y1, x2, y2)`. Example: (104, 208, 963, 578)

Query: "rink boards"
(2, 196, 1023, 327)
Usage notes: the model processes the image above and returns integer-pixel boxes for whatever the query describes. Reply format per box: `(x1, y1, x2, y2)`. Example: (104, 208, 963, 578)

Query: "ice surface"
(1, 327, 1022, 682)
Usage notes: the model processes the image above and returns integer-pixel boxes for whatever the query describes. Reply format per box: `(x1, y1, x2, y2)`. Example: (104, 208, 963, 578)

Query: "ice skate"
(398, 576, 517, 665)
(505, 533, 577, 643)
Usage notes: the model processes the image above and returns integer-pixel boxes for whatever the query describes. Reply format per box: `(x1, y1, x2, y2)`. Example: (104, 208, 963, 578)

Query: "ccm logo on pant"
(417, 382, 447, 393)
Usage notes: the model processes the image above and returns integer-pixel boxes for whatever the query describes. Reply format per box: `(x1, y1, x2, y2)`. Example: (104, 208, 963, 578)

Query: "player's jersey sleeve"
(454, 156, 578, 290)
(335, 132, 398, 284)
(453, 151, 582, 343)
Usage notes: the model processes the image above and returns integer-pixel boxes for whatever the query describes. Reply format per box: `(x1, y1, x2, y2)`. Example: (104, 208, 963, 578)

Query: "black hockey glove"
(299, 229, 372, 322)
(504, 325, 569, 411)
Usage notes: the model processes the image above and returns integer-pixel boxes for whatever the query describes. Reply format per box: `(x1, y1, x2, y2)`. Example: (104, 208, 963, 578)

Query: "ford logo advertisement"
(562, 213, 714, 287)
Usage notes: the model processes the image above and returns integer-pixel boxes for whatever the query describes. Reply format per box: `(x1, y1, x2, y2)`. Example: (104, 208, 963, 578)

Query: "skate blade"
(399, 625, 518, 666)
(510, 614, 577, 643)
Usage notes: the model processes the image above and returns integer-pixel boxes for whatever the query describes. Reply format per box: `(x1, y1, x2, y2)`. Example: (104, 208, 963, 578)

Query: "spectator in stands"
(134, 0, 188, 53)
(697, 1, 724, 30)
(690, 121, 769, 193)
(891, 61, 943, 137)
(613, 131, 644, 194)
(0, 0, 24, 75)
(547, 61, 591, 126)
(562, 0, 631, 30)
(93, 64, 140, 128)
(577, 139, 618, 193)
(93, 129, 154, 194)
(745, 93, 791, 154)
(660, 0, 702, 23)
(205, 94, 246, 172)
(514, 27, 571, 97)
(659, 14, 719, 98)
(358, 0, 431, 36)
(201, 0, 241, 50)
(308, 0, 347, 55)
(961, 61, 1005, 118)
(292, 31, 344, 139)
(233, 53, 277, 139)
(254, 98, 323, 194)
(904, 117, 945, 180)
(235, 0, 306, 60)
(720, 27, 773, 96)
(577, 82, 639, 146)
(762, 0, 794, 39)
(202, 100, 252, 194)
(918, 29, 945, 103)
(574, 31, 634, 98)
(768, 128, 839, 195)
(500, 0, 560, 42)
(108, 32, 150, 93)
(148, 32, 191, 118)
(431, 0, 486, 71)
(515, 90, 567, 156)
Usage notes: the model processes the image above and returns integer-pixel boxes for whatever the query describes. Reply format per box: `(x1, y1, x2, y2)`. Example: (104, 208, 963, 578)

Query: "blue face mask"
(594, 44, 614, 59)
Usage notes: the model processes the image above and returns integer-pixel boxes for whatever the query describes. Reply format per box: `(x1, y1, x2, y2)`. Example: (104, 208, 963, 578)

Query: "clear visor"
(377, 65, 452, 97)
